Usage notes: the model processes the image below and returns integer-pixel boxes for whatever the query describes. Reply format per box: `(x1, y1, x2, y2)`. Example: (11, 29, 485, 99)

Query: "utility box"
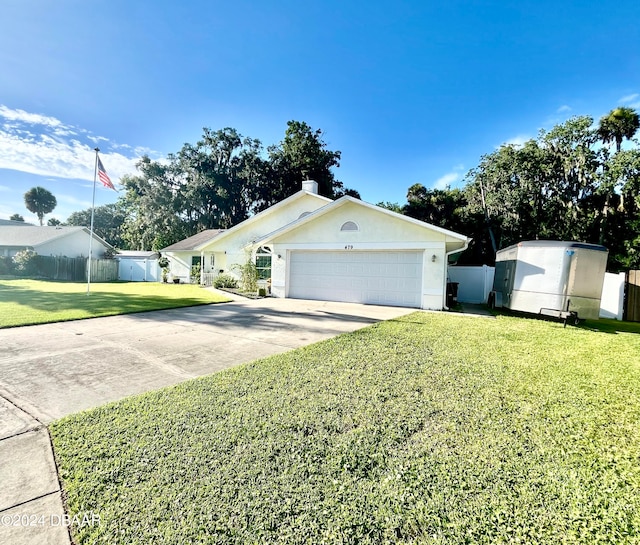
(489, 241, 608, 322)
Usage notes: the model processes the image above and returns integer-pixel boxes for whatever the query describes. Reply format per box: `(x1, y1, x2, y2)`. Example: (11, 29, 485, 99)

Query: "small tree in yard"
(233, 256, 258, 293)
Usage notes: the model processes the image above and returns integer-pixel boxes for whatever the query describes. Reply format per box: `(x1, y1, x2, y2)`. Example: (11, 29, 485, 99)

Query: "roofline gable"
(80, 227, 114, 250)
(194, 190, 332, 251)
(249, 196, 470, 247)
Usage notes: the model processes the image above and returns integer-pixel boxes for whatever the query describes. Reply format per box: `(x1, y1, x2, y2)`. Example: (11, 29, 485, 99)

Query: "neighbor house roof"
(0, 226, 112, 249)
(160, 229, 226, 251)
(250, 196, 471, 248)
(0, 219, 34, 226)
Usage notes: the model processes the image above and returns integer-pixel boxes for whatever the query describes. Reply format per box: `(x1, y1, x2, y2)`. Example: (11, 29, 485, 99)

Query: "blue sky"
(1, 0, 639, 223)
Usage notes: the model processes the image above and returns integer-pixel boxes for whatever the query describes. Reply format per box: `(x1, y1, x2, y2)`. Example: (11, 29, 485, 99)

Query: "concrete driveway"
(0, 296, 414, 544)
(0, 296, 413, 423)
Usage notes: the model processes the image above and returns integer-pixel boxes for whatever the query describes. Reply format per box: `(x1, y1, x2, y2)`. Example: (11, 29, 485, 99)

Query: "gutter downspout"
(442, 237, 471, 310)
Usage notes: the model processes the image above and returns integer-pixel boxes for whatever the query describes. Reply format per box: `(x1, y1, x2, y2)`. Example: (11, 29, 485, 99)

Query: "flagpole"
(86, 148, 99, 295)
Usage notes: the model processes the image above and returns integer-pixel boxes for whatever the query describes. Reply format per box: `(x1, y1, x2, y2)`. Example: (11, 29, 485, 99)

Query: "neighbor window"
(340, 221, 359, 231)
(255, 246, 272, 280)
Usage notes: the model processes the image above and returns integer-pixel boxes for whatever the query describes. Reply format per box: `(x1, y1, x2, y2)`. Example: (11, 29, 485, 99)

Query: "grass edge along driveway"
(51, 313, 640, 544)
(0, 279, 231, 328)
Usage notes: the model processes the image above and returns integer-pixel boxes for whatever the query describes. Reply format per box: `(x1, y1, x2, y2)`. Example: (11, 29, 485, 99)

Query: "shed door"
(118, 259, 146, 281)
(288, 251, 423, 308)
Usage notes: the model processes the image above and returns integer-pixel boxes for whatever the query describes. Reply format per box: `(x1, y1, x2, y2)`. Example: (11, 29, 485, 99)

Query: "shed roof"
(116, 250, 160, 259)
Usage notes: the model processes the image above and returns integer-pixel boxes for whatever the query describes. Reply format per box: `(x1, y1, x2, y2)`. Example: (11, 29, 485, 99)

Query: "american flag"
(97, 156, 116, 190)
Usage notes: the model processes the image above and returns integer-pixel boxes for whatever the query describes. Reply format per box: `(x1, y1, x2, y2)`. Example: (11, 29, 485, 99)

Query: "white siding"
(36, 230, 110, 258)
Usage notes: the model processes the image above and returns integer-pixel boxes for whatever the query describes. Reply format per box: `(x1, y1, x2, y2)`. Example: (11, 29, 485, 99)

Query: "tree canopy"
(116, 121, 356, 250)
(383, 110, 640, 269)
(60, 110, 640, 271)
(24, 186, 57, 226)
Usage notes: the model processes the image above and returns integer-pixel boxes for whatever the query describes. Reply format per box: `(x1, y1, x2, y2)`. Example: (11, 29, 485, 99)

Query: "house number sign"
(344, 245, 354, 250)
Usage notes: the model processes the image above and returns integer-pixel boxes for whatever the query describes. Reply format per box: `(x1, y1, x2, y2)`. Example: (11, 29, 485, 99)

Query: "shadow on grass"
(579, 318, 640, 335)
(460, 307, 640, 335)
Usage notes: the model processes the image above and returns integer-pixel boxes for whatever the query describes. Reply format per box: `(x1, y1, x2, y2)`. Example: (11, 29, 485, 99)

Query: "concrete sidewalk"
(0, 398, 70, 545)
(0, 297, 414, 544)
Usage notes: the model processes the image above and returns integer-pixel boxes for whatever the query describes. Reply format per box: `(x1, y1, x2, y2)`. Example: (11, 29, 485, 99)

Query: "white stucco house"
(161, 181, 470, 310)
(0, 226, 112, 258)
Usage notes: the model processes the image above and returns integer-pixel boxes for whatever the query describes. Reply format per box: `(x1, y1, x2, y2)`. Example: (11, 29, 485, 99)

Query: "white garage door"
(288, 251, 423, 308)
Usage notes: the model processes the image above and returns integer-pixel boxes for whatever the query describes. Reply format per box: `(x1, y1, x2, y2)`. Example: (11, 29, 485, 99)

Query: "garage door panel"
(289, 251, 423, 308)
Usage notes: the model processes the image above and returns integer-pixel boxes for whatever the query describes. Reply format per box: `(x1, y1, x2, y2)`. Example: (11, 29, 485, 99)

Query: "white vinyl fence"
(448, 266, 625, 320)
(599, 272, 625, 320)
(447, 265, 495, 304)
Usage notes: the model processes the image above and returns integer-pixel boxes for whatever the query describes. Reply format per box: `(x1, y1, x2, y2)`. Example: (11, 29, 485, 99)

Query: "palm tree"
(598, 107, 640, 152)
(24, 186, 57, 226)
(597, 107, 640, 244)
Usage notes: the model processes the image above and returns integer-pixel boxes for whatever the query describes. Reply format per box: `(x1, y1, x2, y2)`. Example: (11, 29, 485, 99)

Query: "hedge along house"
(161, 181, 470, 310)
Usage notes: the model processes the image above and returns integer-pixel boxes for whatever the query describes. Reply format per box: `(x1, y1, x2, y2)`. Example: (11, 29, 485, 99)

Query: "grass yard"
(50, 313, 640, 544)
(0, 279, 231, 328)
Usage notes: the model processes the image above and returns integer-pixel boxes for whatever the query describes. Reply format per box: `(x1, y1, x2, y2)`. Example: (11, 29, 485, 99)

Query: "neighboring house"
(116, 251, 161, 282)
(0, 226, 113, 258)
(162, 181, 470, 310)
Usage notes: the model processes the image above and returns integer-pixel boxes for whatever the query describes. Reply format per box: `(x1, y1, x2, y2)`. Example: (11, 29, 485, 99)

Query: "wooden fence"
(34, 256, 118, 282)
(626, 270, 640, 322)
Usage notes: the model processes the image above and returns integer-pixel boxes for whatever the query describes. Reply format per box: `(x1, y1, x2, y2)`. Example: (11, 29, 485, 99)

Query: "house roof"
(161, 189, 332, 252)
(250, 196, 471, 248)
(0, 219, 34, 226)
(160, 229, 226, 251)
(0, 226, 113, 249)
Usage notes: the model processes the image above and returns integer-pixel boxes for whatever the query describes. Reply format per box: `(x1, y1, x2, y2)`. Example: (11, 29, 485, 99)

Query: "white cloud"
(0, 105, 67, 129)
(620, 93, 639, 104)
(432, 164, 465, 190)
(87, 135, 109, 144)
(500, 134, 530, 148)
(0, 184, 9, 191)
(0, 104, 160, 184)
(618, 93, 640, 110)
(557, 105, 572, 113)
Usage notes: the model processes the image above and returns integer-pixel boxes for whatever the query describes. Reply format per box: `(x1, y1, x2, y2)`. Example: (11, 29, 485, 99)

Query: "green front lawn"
(0, 279, 231, 328)
(51, 313, 640, 544)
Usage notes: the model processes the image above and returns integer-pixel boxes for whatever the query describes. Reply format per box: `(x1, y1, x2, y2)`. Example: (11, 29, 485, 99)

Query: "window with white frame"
(255, 246, 272, 280)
